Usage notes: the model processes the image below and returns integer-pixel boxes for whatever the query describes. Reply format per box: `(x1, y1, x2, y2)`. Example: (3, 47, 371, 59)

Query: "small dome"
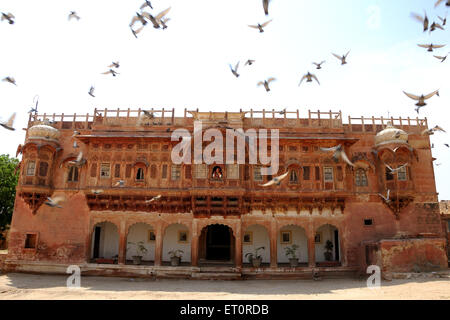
(374, 122, 408, 147)
(27, 124, 60, 142)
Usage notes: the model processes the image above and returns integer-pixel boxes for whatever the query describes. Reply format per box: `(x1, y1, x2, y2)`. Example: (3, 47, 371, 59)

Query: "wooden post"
(308, 226, 316, 267)
(235, 223, 242, 268)
(270, 219, 277, 268)
(191, 220, 199, 267)
(348, 116, 352, 132)
(118, 221, 127, 264)
(361, 116, 365, 132)
(154, 223, 164, 266)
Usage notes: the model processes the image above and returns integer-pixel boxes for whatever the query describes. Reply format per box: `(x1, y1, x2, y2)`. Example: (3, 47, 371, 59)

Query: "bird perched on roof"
(320, 144, 355, 167)
(145, 194, 162, 203)
(332, 51, 350, 65)
(1, 12, 15, 24)
(0, 113, 16, 131)
(140, 0, 153, 10)
(2, 77, 17, 86)
(385, 163, 408, 174)
(403, 90, 439, 109)
(411, 11, 429, 32)
(45, 196, 65, 208)
(245, 59, 255, 66)
(229, 61, 240, 77)
(68, 152, 86, 167)
(257, 77, 276, 92)
(248, 19, 272, 33)
(142, 7, 171, 29)
(435, 0, 450, 8)
(434, 53, 448, 62)
(88, 86, 95, 97)
(262, 0, 271, 15)
(108, 61, 120, 69)
(259, 171, 289, 187)
(299, 72, 320, 86)
(417, 43, 446, 52)
(421, 125, 446, 135)
(102, 69, 119, 77)
(313, 61, 326, 69)
(378, 190, 391, 203)
(68, 11, 80, 21)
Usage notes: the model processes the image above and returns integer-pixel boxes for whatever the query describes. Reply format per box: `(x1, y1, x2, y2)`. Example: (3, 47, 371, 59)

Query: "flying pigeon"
(385, 163, 408, 174)
(421, 125, 446, 135)
(68, 11, 80, 21)
(1, 12, 15, 24)
(108, 61, 120, 68)
(312, 61, 326, 69)
(299, 72, 320, 86)
(131, 25, 144, 38)
(248, 19, 272, 33)
(45, 196, 65, 208)
(88, 86, 95, 97)
(2, 77, 17, 86)
(320, 144, 355, 167)
(140, 0, 153, 10)
(378, 190, 391, 203)
(229, 61, 240, 77)
(332, 51, 350, 65)
(145, 195, 162, 203)
(434, 53, 448, 62)
(257, 77, 276, 92)
(141, 7, 171, 29)
(435, 0, 450, 8)
(259, 171, 289, 187)
(0, 113, 16, 131)
(417, 43, 446, 52)
(403, 90, 439, 107)
(102, 69, 119, 77)
(411, 11, 429, 32)
(244, 59, 255, 66)
(68, 152, 85, 167)
(263, 0, 271, 15)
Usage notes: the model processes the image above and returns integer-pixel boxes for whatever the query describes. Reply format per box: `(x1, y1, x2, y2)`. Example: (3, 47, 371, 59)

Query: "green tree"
(0, 154, 19, 240)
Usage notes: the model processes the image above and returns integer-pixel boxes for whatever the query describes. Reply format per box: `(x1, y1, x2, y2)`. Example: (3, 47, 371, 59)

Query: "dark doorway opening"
(93, 226, 101, 259)
(334, 230, 340, 261)
(206, 225, 231, 260)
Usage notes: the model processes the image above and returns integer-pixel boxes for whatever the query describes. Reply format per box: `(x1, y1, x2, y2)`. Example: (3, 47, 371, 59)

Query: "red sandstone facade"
(2, 108, 448, 278)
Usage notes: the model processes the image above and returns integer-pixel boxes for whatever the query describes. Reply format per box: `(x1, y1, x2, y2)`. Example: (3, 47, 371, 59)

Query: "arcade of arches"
(89, 219, 342, 267)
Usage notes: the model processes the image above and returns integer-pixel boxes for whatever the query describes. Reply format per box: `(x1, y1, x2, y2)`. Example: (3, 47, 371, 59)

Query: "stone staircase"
(192, 266, 242, 280)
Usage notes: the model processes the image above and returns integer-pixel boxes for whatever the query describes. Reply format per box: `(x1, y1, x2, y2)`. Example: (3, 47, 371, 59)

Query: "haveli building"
(1, 108, 448, 279)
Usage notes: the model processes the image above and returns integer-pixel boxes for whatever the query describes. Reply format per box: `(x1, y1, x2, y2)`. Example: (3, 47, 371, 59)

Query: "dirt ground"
(0, 272, 449, 300)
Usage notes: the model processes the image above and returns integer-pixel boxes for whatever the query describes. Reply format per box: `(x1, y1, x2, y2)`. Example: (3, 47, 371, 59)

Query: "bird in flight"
(257, 77, 276, 92)
(160, 17, 170, 30)
(438, 13, 447, 25)
(385, 163, 408, 174)
(45, 196, 65, 208)
(68, 11, 80, 21)
(378, 190, 391, 203)
(403, 90, 439, 109)
(145, 195, 162, 203)
(299, 72, 320, 86)
(320, 144, 355, 167)
(91, 190, 104, 195)
(332, 51, 350, 65)
(229, 61, 240, 78)
(88, 86, 95, 97)
(1, 12, 15, 24)
(312, 61, 326, 69)
(429, 21, 445, 33)
(143, 110, 155, 118)
(0, 113, 16, 131)
(102, 69, 119, 77)
(130, 12, 147, 27)
(140, 0, 153, 10)
(108, 61, 120, 69)
(417, 43, 446, 52)
(245, 59, 255, 66)
(114, 180, 125, 187)
(435, 0, 450, 8)
(259, 171, 289, 187)
(434, 53, 448, 62)
(248, 19, 272, 33)
(131, 25, 144, 38)
(411, 11, 429, 32)
(73, 141, 79, 149)
(421, 125, 446, 136)
(67, 152, 86, 167)
(262, 0, 271, 15)
(2, 77, 17, 86)
(142, 7, 171, 29)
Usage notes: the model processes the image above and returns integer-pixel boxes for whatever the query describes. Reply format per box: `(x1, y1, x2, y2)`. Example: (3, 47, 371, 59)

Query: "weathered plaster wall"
(162, 223, 191, 262)
(242, 224, 270, 263)
(277, 225, 308, 263)
(126, 223, 155, 261)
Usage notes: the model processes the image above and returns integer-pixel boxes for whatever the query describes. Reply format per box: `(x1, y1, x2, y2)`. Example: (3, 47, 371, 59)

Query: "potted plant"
(324, 240, 334, 261)
(245, 246, 265, 267)
(127, 241, 148, 265)
(284, 244, 300, 267)
(168, 249, 183, 266)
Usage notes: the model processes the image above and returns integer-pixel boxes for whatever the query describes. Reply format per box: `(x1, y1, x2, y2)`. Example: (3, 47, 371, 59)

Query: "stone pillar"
(191, 220, 199, 267)
(154, 222, 164, 266)
(308, 223, 316, 267)
(234, 222, 242, 268)
(118, 221, 127, 264)
(270, 219, 278, 268)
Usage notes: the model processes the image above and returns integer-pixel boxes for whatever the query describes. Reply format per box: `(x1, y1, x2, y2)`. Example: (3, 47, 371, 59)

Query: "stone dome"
(27, 124, 61, 142)
(374, 122, 408, 147)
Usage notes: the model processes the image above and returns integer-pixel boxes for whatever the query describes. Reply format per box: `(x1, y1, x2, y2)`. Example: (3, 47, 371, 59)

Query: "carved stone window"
(68, 166, 79, 182)
(194, 164, 207, 179)
(26, 161, 36, 176)
(171, 164, 181, 181)
(303, 166, 310, 180)
(114, 164, 121, 178)
(290, 169, 299, 184)
(398, 166, 407, 181)
(385, 167, 394, 181)
(135, 167, 145, 181)
(324, 167, 334, 182)
(38, 162, 48, 177)
(355, 168, 368, 186)
(162, 164, 168, 179)
(227, 164, 239, 180)
(315, 166, 320, 181)
(253, 166, 262, 181)
(100, 163, 110, 178)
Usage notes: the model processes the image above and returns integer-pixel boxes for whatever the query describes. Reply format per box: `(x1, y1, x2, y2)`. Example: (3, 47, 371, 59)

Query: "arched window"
(289, 169, 299, 184)
(212, 166, 223, 180)
(68, 166, 79, 182)
(136, 167, 145, 181)
(38, 161, 48, 177)
(385, 167, 394, 181)
(355, 168, 368, 186)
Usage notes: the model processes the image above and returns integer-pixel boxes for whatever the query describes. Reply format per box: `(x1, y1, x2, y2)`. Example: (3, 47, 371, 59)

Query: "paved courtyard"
(0, 272, 449, 300)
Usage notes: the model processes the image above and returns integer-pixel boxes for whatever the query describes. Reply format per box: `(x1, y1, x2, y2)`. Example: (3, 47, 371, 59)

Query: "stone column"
(191, 220, 199, 266)
(118, 221, 127, 264)
(154, 222, 164, 266)
(270, 219, 278, 268)
(308, 223, 316, 267)
(234, 222, 242, 268)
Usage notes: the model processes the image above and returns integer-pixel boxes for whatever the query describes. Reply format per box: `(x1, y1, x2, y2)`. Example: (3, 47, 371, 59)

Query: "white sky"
(1, 0, 449, 198)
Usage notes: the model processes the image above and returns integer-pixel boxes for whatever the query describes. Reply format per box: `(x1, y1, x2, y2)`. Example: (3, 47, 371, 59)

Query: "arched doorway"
(315, 224, 341, 265)
(126, 223, 155, 265)
(242, 224, 270, 266)
(277, 224, 308, 266)
(90, 221, 119, 264)
(162, 223, 191, 264)
(199, 224, 234, 264)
